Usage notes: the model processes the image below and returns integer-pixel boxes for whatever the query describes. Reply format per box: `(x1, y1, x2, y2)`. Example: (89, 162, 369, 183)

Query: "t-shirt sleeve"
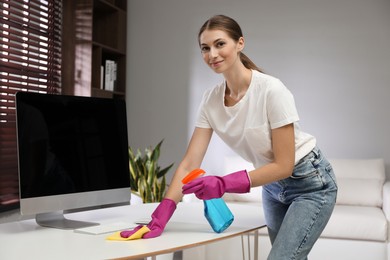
(195, 90, 212, 129)
(266, 79, 300, 129)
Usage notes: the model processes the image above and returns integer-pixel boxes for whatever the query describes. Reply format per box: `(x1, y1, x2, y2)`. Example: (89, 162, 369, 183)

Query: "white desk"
(0, 202, 266, 260)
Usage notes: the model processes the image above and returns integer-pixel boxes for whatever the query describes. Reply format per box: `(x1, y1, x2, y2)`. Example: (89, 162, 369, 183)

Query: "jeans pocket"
(285, 158, 325, 193)
(324, 163, 338, 190)
(290, 167, 318, 179)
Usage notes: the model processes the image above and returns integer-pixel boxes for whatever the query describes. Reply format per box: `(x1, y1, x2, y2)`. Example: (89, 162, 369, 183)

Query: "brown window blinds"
(0, 0, 62, 212)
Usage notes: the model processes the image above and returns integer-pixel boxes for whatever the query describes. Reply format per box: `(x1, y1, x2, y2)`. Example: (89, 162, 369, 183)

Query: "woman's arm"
(248, 123, 295, 187)
(164, 127, 213, 203)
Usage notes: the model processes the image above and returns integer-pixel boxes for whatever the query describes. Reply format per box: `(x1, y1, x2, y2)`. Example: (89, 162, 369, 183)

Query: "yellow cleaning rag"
(106, 225, 150, 241)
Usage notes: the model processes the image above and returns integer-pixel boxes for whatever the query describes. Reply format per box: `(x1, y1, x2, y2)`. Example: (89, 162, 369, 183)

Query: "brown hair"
(198, 15, 263, 72)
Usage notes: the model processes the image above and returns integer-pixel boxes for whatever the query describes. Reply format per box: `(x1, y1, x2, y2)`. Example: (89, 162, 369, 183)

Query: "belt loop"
(312, 146, 320, 158)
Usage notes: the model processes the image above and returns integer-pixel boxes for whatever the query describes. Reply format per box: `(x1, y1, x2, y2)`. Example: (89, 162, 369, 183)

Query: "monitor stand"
(36, 211, 99, 229)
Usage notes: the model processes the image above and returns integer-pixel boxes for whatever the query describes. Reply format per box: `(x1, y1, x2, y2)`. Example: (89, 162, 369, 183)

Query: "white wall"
(126, 0, 390, 180)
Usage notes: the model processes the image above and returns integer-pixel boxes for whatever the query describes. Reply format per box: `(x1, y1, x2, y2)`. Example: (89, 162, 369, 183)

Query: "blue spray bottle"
(182, 169, 234, 233)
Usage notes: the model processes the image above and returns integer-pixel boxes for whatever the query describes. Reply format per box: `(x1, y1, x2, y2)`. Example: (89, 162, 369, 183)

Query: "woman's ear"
(237, 37, 245, 52)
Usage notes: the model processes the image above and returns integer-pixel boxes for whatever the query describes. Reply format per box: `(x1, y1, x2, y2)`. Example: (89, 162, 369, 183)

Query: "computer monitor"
(15, 92, 131, 229)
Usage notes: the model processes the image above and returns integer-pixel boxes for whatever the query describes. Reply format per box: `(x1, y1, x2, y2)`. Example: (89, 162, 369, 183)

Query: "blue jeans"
(262, 147, 337, 260)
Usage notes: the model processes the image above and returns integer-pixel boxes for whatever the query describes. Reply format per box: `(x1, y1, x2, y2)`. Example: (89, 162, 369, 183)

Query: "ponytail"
(240, 52, 263, 73)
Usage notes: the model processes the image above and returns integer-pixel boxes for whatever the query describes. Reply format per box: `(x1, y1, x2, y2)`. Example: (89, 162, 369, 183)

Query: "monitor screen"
(15, 92, 131, 229)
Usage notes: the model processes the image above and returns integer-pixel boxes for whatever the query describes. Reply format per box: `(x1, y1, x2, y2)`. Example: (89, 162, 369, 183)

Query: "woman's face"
(199, 29, 244, 74)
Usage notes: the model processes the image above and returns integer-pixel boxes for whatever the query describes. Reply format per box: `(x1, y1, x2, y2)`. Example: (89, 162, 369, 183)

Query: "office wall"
(126, 0, 390, 179)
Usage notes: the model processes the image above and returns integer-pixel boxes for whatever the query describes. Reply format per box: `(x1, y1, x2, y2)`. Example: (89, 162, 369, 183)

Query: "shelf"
(92, 88, 126, 99)
(93, 1, 126, 52)
(93, 41, 126, 55)
(94, 0, 126, 12)
(61, 0, 127, 99)
(92, 45, 126, 95)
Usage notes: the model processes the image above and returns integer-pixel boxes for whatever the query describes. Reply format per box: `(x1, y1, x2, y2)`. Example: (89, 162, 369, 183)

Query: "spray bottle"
(182, 169, 234, 233)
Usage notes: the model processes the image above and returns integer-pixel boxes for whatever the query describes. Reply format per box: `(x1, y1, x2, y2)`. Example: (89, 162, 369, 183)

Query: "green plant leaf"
(128, 139, 174, 203)
(151, 139, 163, 163)
(157, 163, 174, 179)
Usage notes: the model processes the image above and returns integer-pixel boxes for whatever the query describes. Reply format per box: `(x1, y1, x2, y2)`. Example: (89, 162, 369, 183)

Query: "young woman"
(122, 14, 337, 260)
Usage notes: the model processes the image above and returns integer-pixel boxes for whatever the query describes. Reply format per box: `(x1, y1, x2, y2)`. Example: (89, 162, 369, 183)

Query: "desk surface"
(0, 202, 265, 260)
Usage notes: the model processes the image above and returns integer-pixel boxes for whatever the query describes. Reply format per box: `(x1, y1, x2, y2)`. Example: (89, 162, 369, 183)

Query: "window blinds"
(0, 0, 62, 211)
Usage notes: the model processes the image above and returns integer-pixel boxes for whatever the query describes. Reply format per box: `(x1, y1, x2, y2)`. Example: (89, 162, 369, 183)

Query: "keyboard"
(74, 222, 136, 235)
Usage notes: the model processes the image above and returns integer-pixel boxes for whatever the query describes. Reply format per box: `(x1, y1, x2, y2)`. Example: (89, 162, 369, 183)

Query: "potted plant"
(129, 139, 174, 203)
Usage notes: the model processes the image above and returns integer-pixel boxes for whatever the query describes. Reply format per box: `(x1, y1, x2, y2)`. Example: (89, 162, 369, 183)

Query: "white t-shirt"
(195, 70, 316, 168)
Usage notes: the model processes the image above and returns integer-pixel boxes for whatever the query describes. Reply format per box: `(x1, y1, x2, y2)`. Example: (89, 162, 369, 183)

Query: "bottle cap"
(182, 168, 205, 184)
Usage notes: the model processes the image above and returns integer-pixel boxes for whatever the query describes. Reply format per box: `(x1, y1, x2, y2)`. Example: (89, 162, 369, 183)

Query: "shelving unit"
(62, 0, 127, 99)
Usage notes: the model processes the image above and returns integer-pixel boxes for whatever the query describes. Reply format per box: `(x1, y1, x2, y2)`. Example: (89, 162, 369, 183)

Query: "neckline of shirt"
(223, 70, 256, 109)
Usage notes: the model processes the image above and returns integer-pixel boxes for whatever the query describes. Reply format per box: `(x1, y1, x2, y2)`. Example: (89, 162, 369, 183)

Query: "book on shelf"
(100, 65, 104, 89)
(104, 60, 117, 91)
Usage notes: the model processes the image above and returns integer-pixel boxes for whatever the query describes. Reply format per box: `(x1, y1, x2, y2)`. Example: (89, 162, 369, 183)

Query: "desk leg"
(254, 230, 259, 260)
(242, 231, 259, 260)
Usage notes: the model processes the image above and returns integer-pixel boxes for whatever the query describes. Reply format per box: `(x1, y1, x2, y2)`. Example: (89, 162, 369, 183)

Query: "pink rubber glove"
(120, 198, 176, 239)
(182, 170, 250, 200)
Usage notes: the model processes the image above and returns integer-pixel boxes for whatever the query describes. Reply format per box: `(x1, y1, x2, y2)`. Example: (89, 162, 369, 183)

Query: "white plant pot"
(130, 193, 143, 205)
